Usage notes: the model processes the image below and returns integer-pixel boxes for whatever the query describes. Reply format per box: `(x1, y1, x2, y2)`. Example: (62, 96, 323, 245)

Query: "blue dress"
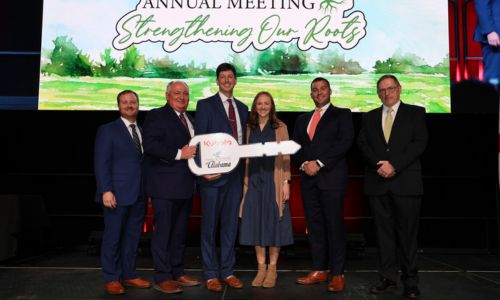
(239, 122, 294, 247)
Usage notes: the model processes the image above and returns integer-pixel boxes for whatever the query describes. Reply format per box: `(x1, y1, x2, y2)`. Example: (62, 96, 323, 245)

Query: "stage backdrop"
(39, 0, 450, 112)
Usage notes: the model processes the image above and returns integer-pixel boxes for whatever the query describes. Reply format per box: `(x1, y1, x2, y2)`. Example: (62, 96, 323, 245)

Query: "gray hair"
(166, 80, 189, 93)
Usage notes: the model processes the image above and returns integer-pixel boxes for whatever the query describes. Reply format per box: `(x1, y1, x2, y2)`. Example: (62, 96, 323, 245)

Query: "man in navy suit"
(195, 63, 248, 292)
(474, 0, 500, 83)
(358, 75, 428, 299)
(94, 90, 151, 295)
(293, 77, 354, 293)
(142, 81, 200, 294)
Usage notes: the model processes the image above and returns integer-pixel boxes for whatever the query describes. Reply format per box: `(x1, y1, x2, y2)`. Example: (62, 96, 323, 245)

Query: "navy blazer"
(143, 104, 195, 199)
(474, 0, 500, 43)
(194, 93, 248, 186)
(357, 102, 428, 196)
(94, 118, 143, 206)
(292, 105, 354, 190)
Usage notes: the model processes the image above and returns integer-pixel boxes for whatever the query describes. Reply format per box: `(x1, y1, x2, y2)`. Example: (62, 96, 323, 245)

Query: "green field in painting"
(39, 73, 450, 112)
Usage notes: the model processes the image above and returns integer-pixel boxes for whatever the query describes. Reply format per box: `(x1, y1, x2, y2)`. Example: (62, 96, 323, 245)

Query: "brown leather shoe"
(106, 281, 125, 295)
(296, 271, 328, 285)
(154, 280, 182, 294)
(176, 275, 201, 287)
(223, 275, 244, 288)
(206, 278, 223, 292)
(122, 277, 152, 288)
(328, 275, 345, 292)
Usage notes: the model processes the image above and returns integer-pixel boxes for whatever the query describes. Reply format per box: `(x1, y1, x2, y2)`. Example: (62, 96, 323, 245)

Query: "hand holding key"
(188, 133, 301, 176)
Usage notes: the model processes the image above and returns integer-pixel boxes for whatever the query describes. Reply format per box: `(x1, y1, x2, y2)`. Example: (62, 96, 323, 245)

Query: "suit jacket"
(194, 93, 248, 187)
(143, 104, 195, 199)
(292, 105, 354, 190)
(357, 101, 428, 196)
(474, 0, 500, 43)
(94, 118, 143, 206)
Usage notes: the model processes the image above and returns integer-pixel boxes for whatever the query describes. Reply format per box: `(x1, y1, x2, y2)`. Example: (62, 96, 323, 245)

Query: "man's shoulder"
(198, 94, 219, 103)
(98, 118, 121, 131)
(400, 102, 426, 114)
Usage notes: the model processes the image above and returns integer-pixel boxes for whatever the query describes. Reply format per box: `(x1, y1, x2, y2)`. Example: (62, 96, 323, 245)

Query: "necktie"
(308, 108, 322, 141)
(383, 108, 393, 143)
(129, 124, 142, 157)
(227, 99, 238, 140)
(179, 113, 190, 136)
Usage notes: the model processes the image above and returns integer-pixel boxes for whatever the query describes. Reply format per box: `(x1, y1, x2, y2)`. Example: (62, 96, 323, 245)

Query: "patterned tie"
(383, 108, 393, 143)
(179, 112, 190, 136)
(308, 108, 322, 141)
(227, 99, 238, 140)
(129, 124, 142, 157)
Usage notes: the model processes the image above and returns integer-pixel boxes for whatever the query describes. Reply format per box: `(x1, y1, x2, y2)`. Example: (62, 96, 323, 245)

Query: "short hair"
(166, 80, 189, 93)
(377, 74, 400, 89)
(310, 77, 331, 90)
(116, 90, 139, 105)
(216, 63, 237, 78)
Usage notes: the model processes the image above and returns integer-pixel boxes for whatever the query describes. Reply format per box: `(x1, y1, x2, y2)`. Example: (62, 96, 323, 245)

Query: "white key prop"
(188, 133, 301, 176)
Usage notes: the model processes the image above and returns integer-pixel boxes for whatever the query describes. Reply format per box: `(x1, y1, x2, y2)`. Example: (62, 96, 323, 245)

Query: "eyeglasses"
(377, 86, 399, 95)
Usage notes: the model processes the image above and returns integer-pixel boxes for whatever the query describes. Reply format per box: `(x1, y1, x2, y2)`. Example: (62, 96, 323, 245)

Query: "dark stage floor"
(1, 245, 500, 300)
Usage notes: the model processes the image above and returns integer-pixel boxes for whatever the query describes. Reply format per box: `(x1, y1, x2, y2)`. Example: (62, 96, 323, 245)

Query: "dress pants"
(199, 175, 242, 280)
(301, 185, 346, 275)
(101, 199, 146, 282)
(369, 194, 421, 287)
(482, 43, 500, 83)
(151, 197, 192, 283)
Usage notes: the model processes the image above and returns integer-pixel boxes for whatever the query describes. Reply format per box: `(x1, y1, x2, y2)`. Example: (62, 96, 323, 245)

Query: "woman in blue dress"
(239, 91, 294, 288)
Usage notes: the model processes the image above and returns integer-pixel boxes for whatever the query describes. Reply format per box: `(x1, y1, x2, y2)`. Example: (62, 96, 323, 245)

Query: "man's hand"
(487, 31, 500, 47)
(180, 145, 197, 159)
(304, 160, 320, 176)
(102, 191, 117, 209)
(202, 173, 222, 181)
(377, 160, 396, 178)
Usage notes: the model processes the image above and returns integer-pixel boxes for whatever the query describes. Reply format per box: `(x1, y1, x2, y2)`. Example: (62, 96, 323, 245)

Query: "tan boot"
(263, 264, 277, 288)
(252, 264, 267, 287)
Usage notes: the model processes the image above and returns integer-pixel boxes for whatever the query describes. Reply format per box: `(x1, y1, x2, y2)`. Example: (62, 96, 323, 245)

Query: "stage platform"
(1, 246, 500, 299)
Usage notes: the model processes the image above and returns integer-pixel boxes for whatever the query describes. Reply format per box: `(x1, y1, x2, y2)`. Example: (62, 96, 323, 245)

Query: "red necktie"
(308, 108, 321, 140)
(227, 99, 238, 140)
(179, 113, 190, 136)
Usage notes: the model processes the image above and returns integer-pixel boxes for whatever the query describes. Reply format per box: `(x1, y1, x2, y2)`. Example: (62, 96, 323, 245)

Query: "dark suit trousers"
(199, 176, 242, 280)
(482, 43, 500, 82)
(301, 185, 346, 275)
(369, 194, 421, 286)
(101, 199, 146, 282)
(151, 197, 192, 283)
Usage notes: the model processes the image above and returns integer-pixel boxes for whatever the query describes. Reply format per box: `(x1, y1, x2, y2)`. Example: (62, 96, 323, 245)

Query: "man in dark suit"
(357, 75, 428, 299)
(474, 0, 500, 83)
(142, 81, 200, 294)
(94, 90, 151, 295)
(292, 77, 354, 293)
(194, 63, 248, 292)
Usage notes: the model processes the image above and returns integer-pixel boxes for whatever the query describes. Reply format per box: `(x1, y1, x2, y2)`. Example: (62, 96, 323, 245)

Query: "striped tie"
(130, 124, 142, 157)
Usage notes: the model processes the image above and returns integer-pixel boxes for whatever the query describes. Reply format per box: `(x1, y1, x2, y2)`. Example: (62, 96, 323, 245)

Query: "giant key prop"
(188, 133, 301, 176)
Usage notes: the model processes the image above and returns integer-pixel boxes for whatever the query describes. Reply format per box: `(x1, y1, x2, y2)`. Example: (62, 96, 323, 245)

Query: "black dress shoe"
(404, 286, 420, 299)
(369, 278, 397, 294)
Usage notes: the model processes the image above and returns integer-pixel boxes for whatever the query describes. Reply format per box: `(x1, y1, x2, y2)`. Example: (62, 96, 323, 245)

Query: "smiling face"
(377, 77, 401, 107)
(216, 70, 237, 97)
(118, 92, 139, 122)
(167, 81, 189, 113)
(255, 93, 273, 120)
(310, 79, 332, 108)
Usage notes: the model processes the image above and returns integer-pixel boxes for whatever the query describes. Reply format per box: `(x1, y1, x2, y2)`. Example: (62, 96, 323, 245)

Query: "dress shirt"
(219, 92, 243, 144)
